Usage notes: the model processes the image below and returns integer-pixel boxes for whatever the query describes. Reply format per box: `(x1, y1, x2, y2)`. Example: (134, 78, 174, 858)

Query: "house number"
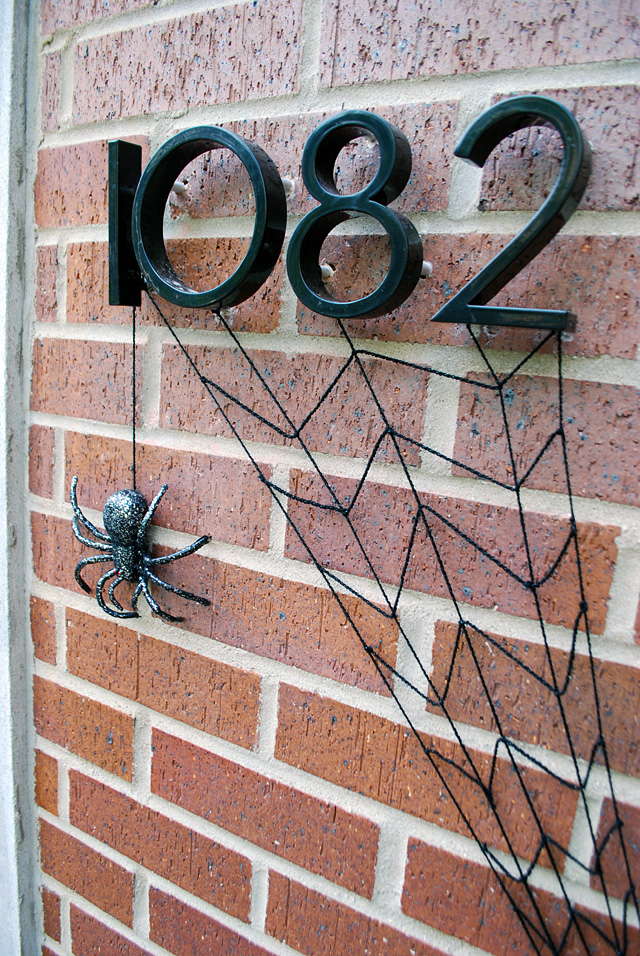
(109, 96, 590, 329)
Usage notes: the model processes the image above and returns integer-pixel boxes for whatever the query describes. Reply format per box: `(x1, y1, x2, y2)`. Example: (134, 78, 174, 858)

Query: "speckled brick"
(151, 729, 379, 897)
(591, 799, 640, 901)
(454, 375, 640, 506)
(35, 750, 58, 815)
(36, 247, 57, 324)
(275, 685, 577, 866)
(29, 426, 55, 498)
(41, 52, 60, 133)
(64, 431, 271, 549)
(402, 838, 638, 956)
(65, 607, 260, 749)
(207, 563, 397, 693)
(32, 513, 105, 597)
(320, 0, 640, 87)
(31, 339, 142, 425)
(73, 1, 303, 124)
(160, 343, 429, 465)
(429, 621, 640, 778)
(285, 471, 618, 633)
(31, 595, 56, 664)
(41, 0, 152, 34)
(149, 888, 271, 956)
(267, 870, 445, 956)
(481, 87, 640, 212)
(66, 240, 282, 333)
(43, 946, 56, 956)
(70, 905, 152, 956)
(299, 235, 640, 361)
(33, 675, 134, 780)
(115, 548, 397, 693)
(42, 886, 61, 943)
(168, 103, 456, 220)
(70, 770, 251, 920)
(35, 143, 109, 228)
(40, 819, 133, 925)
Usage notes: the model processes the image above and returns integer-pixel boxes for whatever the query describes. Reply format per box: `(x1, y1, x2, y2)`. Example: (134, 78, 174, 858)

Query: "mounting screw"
(421, 260, 433, 279)
(171, 181, 188, 196)
(320, 262, 336, 281)
(281, 176, 296, 200)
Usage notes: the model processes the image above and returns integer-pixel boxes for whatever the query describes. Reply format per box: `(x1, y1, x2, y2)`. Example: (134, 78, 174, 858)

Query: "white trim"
(0, 0, 37, 951)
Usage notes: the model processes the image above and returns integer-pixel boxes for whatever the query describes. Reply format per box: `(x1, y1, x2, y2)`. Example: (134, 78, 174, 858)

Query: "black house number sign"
(109, 96, 590, 329)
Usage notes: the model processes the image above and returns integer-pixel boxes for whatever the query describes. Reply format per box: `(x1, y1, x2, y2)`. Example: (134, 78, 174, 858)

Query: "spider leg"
(146, 570, 211, 607)
(131, 581, 143, 613)
(75, 553, 112, 593)
(108, 573, 127, 612)
(137, 483, 168, 548)
(147, 535, 211, 566)
(70, 476, 111, 542)
(72, 516, 113, 552)
(97, 568, 139, 619)
(141, 577, 184, 623)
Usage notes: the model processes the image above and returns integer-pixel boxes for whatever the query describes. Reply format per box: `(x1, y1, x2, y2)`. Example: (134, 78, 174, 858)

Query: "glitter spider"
(70, 475, 211, 622)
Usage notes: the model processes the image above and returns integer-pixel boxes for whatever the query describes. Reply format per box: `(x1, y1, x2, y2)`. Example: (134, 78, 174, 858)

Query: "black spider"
(70, 475, 211, 622)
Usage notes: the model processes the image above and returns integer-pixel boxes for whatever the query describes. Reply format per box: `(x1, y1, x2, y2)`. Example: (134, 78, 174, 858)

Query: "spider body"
(71, 476, 211, 622)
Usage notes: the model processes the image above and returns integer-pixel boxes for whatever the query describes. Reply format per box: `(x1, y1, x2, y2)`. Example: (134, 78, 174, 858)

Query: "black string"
(131, 304, 137, 490)
(146, 289, 639, 955)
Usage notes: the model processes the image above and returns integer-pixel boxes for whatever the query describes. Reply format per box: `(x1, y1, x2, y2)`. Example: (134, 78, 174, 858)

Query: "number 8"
(286, 111, 424, 320)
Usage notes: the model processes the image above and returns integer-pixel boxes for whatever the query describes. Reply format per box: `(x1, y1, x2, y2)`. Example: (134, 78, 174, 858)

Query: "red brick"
(30, 426, 55, 498)
(66, 607, 260, 749)
(267, 870, 445, 956)
(482, 87, 640, 213)
(31, 595, 56, 664)
(592, 799, 640, 901)
(320, 1, 639, 87)
(151, 729, 379, 897)
(70, 905, 152, 956)
(31, 339, 142, 426)
(429, 621, 640, 779)
(32, 512, 107, 597)
(70, 770, 251, 920)
(149, 887, 271, 956)
(275, 685, 577, 866)
(35, 143, 109, 228)
(36, 246, 57, 324)
(285, 470, 618, 633)
(35, 750, 58, 815)
(41, 52, 60, 133)
(160, 344, 429, 465)
(299, 234, 640, 361)
(455, 375, 640, 506)
(168, 103, 456, 219)
(635, 599, 640, 646)
(207, 563, 397, 693)
(40, 819, 133, 925)
(42, 886, 61, 942)
(33, 675, 134, 780)
(43, 947, 56, 956)
(42, 0, 151, 34)
(65, 431, 271, 549)
(73, 2, 303, 124)
(402, 838, 638, 956)
(67, 240, 282, 333)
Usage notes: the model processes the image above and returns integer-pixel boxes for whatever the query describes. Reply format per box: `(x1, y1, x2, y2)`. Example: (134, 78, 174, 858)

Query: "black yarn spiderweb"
(146, 287, 638, 956)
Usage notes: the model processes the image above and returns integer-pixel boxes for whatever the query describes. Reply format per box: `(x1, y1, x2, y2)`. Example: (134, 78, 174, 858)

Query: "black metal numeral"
(131, 127, 287, 310)
(286, 110, 424, 320)
(430, 95, 591, 330)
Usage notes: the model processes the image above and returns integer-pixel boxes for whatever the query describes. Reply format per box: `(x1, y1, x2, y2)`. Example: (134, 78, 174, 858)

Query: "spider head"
(103, 489, 149, 546)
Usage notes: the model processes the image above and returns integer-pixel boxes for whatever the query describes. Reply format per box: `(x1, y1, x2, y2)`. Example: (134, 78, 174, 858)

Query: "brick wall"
(30, 2, 639, 955)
